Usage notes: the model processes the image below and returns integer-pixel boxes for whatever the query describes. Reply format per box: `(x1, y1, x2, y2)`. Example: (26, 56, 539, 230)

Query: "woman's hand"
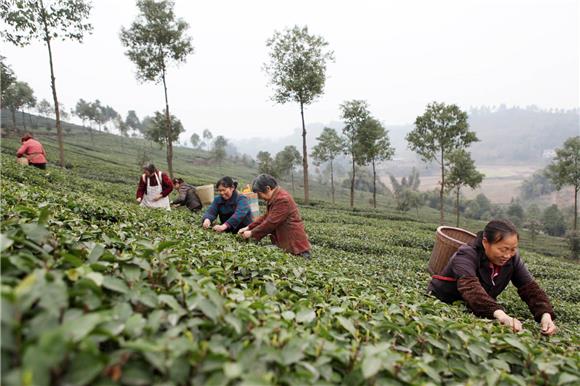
(240, 230, 252, 239)
(213, 224, 227, 233)
(136, 197, 142, 203)
(493, 310, 523, 332)
(540, 313, 557, 336)
(237, 226, 249, 234)
(202, 219, 211, 229)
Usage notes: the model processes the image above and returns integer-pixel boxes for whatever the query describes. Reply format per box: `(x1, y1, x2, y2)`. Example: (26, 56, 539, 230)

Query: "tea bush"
(1, 156, 579, 385)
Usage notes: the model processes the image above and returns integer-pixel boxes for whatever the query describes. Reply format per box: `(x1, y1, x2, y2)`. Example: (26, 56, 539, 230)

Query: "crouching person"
(202, 177, 252, 233)
(172, 178, 202, 211)
(238, 174, 311, 258)
(428, 219, 557, 335)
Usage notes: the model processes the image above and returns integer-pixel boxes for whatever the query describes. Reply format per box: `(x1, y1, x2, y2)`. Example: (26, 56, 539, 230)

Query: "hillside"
(229, 107, 579, 168)
(2, 124, 579, 384)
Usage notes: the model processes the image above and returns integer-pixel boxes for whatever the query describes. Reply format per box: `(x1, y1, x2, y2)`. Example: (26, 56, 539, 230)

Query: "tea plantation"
(1, 153, 579, 385)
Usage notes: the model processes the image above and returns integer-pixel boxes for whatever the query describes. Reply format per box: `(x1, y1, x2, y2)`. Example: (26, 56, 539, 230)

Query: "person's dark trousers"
(30, 163, 47, 170)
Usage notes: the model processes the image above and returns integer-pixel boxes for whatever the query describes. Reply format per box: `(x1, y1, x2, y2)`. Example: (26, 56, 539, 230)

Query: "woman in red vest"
(16, 133, 48, 169)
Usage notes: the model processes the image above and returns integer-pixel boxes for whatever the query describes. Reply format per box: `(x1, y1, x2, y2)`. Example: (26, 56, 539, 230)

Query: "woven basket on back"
(196, 185, 215, 206)
(428, 226, 477, 275)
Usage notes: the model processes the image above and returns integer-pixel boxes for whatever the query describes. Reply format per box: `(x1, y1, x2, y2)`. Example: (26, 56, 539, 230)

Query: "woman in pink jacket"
(16, 133, 48, 169)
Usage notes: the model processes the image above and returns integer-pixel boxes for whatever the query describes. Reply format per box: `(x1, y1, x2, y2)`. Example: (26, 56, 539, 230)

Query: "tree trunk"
(161, 69, 173, 178)
(42, 10, 64, 167)
(330, 158, 335, 204)
(575, 186, 578, 232)
(456, 186, 460, 227)
(291, 170, 295, 196)
(300, 101, 309, 204)
(86, 121, 94, 145)
(11, 109, 17, 132)
(350, 157, 355, 208)
(372, 159, 377, 209)
(439, 149, 445, 225)
(22, 111, 27, 130)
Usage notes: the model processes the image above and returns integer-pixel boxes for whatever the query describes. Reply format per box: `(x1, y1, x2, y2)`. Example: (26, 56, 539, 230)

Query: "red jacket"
(248, 187, 311, 255)
(17, 139, 47, 164)
(136, 172, 173, 199)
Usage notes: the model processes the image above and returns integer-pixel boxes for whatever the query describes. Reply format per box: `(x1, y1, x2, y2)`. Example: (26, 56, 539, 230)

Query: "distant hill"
(230, 106, 579, 171)
(468, 106, 579, 164)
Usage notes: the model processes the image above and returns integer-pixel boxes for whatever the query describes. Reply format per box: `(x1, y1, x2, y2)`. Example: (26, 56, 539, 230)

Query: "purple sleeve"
(510, 253, 533, 288)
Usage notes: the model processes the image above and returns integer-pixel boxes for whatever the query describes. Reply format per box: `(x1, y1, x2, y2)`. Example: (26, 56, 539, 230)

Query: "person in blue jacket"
(202, 177, 252, 233)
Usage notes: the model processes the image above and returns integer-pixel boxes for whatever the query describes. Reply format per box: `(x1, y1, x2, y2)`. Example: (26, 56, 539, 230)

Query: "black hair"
(172, 178, 184, 185)
(471, 219, 519, 250)
(216, 176, 238, 190)
(142, 163, 157, 174)
(252, 174, 278, 193)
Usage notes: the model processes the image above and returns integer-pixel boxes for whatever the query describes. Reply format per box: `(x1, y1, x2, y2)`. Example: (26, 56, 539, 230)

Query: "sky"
(2, 0, 578, 142)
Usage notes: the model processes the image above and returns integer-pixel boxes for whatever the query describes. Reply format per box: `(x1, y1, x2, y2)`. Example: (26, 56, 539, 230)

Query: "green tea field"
(1, 133, 579, 386)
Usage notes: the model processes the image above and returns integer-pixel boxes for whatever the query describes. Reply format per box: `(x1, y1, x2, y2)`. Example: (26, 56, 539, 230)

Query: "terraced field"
(2, 152, 579, 386)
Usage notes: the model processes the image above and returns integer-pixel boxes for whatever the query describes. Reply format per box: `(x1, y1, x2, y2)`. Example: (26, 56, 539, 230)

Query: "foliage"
(202, 129, 213, 151)
(519, 170, 555, 200)
(0, 0, 92, 46)
(125, 110, 142, 136)
(406, 102, 478, 224)
(2, 80, 36, 129)
(119, 0, 193, 84)
(190, 133, 201, 149)
(142, 111, 184, 146)
(340, 100, 371, 208)
(506, 201, 525, 228)
(257, 151, 277, 176)
(312, 128, 342, 204)
(36, 99, 68, 121)
(1, 157, 579, 385)
(524, 203, 542, 238)
(390, 168, 422, 213)
(565, 231, 580, 260)
(542, 204, 566, 237)
(0, 55, 16, 104)
(445, 149, 484, 226)
(341, 168, 389, 195)
(116, 116, 130, 138)
(1, 0, 93, 167)
(212, 135, 228, 164)
(120, 0, 194, 177)
(546, 136, 580, 231)
(264, 25, 335, 205)
(357, 117, 395, 208)
(264, 25, 334, 107)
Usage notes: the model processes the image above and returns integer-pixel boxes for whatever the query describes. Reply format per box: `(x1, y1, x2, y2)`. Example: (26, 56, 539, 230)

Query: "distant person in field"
(202, 176, 252, 233)
(16, 133, 47, 169)
(238, 174, 311, 258)
(428, 219, 557, 335)
(136, 163, 173, 210)
(171, 178, 202, 211)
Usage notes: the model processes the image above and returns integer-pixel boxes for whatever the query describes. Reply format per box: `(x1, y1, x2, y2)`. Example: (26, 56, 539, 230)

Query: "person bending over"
(238, 174, 311, 258)
(428, 219, 557, 335)
(202, 177, 252, 233)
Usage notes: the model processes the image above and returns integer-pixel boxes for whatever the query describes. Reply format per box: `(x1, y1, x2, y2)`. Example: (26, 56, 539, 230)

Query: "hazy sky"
(2, 0, 578, 141)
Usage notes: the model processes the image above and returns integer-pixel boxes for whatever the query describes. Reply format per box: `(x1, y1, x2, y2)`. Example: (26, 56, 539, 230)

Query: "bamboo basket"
(428, 226, 476, 274)
(196, 185, 215, 206)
